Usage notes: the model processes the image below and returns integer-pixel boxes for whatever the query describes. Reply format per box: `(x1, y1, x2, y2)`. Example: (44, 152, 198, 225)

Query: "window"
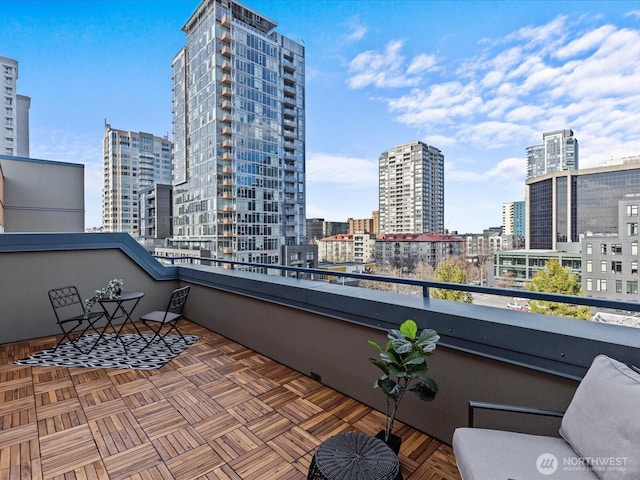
(586, 243, 592, 255)
(601, 244, 607, 254)
(633, 241, 639, 256)
(616, 280, 623, 294)
(627, 223, 639, 236)
(586, 259, 593, 273)
(627, 204, 638, 216)
(612, 244, 622, 255)
(597, 279, 607, 292)
(586, 278, 592, 292)
(611, 261, 622, 274)
(632, 261, 638, 276)
(627, 281, 638, 295)
(601, 260, 607, 273)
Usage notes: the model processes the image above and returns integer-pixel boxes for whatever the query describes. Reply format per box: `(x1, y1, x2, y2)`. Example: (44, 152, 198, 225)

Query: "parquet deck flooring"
(0, 320, 461, 480)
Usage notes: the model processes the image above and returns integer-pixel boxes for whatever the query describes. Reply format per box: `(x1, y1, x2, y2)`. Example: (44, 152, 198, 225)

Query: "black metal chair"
(138, 286, 190, 353)
(48, 286, 106, 354)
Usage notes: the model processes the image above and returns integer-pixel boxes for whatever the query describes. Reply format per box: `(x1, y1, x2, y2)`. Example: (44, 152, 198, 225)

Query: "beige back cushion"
(560, 354, 640, 480)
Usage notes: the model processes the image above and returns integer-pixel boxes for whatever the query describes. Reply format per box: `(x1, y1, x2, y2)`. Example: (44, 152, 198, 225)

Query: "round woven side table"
(307, 432, 402, 480)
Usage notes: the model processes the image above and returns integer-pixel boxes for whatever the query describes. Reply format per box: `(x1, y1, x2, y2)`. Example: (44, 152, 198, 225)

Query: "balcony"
(2, 234, 640, 479)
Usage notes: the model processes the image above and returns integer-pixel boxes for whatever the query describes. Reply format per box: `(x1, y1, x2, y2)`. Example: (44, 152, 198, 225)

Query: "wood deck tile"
(227, 397, 273, 424)
(39, 424, 102, 478)
(246, 410, 295, 442)
(210, 425, 263, 463)
(193, 411, 242, 441)
(90, 410, 149, 457)
(257, 385, 299, 409)
(131, 399, 189, 440)
(151, 426, 207, 462)
(1, 320, 461, 480)
(276, 397, 323, 424)
(164, 443, 224, 479)
(102, 442, 162, 480)
(266, 426, 320, 463)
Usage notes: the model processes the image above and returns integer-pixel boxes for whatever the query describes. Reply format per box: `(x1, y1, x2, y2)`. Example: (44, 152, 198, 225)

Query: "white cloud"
(345, 14, 640, 172)
(347, 40, 438, 89)
(447, 156, 525, 183)
(307, 152, 378, 187)
(342, 17, 368, 43)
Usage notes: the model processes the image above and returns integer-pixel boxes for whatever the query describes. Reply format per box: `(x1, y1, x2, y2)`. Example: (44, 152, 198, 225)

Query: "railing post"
(423, 285, 430, 298)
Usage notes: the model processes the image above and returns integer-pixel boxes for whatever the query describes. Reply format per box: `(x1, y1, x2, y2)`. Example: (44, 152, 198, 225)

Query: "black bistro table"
(308, 432, 402, 480)
(97, 291, 145, 352)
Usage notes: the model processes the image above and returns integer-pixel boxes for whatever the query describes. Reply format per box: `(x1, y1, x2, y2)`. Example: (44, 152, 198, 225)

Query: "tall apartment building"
(1, 56, 30, 157)
(171, 0, 305, 266)
(102, 123, 172, 235)
(526, 157, 640, 249)
(379, 141, 444, 234)
(502, 201, 525, 237)
(526, 129, 578, 180)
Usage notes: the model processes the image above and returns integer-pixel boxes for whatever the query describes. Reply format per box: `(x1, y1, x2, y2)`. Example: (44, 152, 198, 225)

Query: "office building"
(379, 141, 444, 234)
(503, 201, 525, 237)
(1, 56, 30, 157)
(307, 218, 348, 243)
(493, 249, 582, 288)
(171, 0, 305, 266)
(0, 154, 84, 232)
(102, 124, 172, 235)
(526, 129, 578, 180)
(581, 194, 640, 302)
(526, 157, 640, 250)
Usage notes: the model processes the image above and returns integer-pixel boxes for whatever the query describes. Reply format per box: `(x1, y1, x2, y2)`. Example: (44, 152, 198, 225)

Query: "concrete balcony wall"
(2, 233, 640, 445)
(0, 233, 178, 342)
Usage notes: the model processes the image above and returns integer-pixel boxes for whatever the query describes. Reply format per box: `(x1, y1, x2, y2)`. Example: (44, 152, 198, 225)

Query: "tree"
(431, 259, 472, 303)
(526, 258, 592, 320)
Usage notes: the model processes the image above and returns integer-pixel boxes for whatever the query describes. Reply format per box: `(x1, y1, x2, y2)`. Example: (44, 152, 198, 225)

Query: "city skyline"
(4, 0, 640, 233)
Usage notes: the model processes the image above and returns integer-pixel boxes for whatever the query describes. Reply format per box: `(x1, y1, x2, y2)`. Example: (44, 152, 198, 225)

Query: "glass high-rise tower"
(171, 0, 306, 265)
(526, 129, 578, 180)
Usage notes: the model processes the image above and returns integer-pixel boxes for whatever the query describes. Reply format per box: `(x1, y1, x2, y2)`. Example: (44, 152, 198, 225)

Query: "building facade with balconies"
(102, 123, 172, 236)
(1, 56, 30, 157)
(379, 141, 444, 235)
(171, 0, 305, 267)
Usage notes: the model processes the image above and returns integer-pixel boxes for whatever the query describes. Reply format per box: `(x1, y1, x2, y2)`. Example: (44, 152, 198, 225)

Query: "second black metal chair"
(48, 286, 106, 354)
(138, 286, 190, 353)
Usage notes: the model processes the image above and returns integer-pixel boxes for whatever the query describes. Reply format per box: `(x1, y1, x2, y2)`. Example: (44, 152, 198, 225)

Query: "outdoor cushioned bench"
(452, 354, 640, 480)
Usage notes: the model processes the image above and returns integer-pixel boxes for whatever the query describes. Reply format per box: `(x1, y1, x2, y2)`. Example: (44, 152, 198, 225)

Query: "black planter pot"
(375, 430, 402, 455)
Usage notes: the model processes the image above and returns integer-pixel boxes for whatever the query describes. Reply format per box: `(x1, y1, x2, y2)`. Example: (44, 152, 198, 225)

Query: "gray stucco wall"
(0, 155, 85, 232)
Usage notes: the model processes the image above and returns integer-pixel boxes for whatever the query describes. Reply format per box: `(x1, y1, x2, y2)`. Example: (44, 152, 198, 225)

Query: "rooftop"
(0, 319, 459, 480)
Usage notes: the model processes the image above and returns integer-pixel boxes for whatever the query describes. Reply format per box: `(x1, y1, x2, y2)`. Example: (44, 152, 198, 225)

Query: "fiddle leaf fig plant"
(369, 319, 439, 443)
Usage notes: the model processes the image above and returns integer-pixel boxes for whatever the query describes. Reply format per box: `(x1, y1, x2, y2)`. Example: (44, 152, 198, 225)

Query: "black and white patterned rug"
(14, 333, 201, 370)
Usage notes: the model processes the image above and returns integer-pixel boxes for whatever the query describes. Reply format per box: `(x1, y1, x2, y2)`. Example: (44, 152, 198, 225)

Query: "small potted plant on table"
(368, 319, 439, 454)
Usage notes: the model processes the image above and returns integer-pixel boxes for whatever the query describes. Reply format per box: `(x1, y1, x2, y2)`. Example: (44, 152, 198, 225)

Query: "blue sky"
(4, 0, 640, 232)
